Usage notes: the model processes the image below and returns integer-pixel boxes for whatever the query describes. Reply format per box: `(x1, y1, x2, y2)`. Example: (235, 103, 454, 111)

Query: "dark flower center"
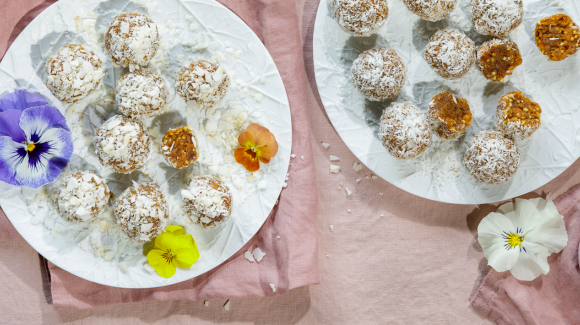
(245, 148, 257, 159)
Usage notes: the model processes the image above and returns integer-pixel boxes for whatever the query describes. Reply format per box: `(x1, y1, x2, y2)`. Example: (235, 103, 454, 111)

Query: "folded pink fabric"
(471, 184, 580, 325)
(0, 0, 319, 310)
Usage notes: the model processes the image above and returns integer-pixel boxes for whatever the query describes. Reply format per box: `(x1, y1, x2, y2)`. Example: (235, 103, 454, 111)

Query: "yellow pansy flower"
(147, 225, 200, 278)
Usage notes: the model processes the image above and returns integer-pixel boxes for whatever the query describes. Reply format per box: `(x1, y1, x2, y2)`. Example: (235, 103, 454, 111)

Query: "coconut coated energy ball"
(463, 130, 521, 185)
(116, 69, 168, 119)
(55, 171, 110, 223)
(351, 48, 406, 101)
(470, 0, 523, 37)
(181, 176, 233, 228)
(176, 59, 230, 109)
(379, 102, 432, 159)
(93, 115, 152, 174)
(114, 182, 169, 242)
(403, 0, 456, 22)
(424, 28, 476, 80)
(45, 44, 104, 103)
(332, 0, 389, 36)
(105, 13, 160, 69)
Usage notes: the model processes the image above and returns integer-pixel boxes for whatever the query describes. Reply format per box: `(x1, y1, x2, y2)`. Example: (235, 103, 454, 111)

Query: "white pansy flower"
(477, 198, 568, 281)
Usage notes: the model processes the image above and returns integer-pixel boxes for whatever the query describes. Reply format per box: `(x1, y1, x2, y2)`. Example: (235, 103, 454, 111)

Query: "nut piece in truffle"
(176, 59, 229, 109)
(495, 91, 541, 141)
(424, 28, 476, 80)
(114, 182, 169, 242)
(45, 44, 104, 103)
(105, 13, 160, 69)
(116, 69, 168, 119)
(463, 130, 521, 185)
(182, 176, 233, 228)
(379, 102, 432, 159)
(162, 126, 198, 169)
(534, 14, 580, 61)
(55, 171, 110, 222)
(332, 0, 388, 37)
(427, 91, 473, 139)
(93, 115, 152, 174)
(351, 48, 406, 101)
(470, 0, 523, 37)
(477, 39, 522, 83)
(403, 0, 456, 22)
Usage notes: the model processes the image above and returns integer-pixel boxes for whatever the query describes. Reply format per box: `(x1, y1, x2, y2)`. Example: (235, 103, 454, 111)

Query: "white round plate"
(0, 0, 291, 288)
(313, 0, 580, 204)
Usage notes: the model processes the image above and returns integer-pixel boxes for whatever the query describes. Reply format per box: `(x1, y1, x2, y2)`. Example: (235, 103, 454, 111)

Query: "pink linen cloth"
(470, 184, 580, 325)
(0, 0, 319, 310)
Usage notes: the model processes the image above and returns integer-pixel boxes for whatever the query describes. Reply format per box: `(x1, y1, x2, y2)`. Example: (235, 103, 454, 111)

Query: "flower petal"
(165, 225, 186, 236)
(234, 147, 260, 172)
(238, 131, 255, 148)
(19, 105, 69, 142)
(485, 240, 520, 272)
(249, 124, 278, 157)
(0, 90, 47, 112)
(525, 204, 568, 254)
(155, 231, 176, 251)
(514, 199, 542, 232)
(510, 242, 550, 281)
(147, 248, 166, 267)
(173, 247, 200, 269)
(497, 201, 515, 215)
(256, 145, 272, 164)
(14, 128, 73, 189)
(175, 234, 196, 250)
(0, 136, 26, 186)
(0, 110, 25, 142)
(477, 212, 516, 251)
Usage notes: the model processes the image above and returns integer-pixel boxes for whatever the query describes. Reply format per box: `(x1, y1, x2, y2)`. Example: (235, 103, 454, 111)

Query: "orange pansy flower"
(234, 124, 278, 172)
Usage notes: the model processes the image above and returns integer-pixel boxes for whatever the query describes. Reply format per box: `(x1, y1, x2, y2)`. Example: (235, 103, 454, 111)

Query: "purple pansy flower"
(0, 90, 73, 189)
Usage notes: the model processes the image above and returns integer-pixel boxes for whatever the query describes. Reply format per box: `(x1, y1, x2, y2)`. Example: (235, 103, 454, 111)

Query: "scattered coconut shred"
(22, 2, 285, 273)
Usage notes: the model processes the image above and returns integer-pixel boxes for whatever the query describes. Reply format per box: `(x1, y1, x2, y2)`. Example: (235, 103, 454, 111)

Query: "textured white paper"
(313, 0, 580, 204)
(0, 0, 291, 288)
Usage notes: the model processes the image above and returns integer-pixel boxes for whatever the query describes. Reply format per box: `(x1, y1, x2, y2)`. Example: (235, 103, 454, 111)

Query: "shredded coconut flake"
(330, 164, 340, 173)
(244, 251, 255, 262)
(252, 247, 266, 262)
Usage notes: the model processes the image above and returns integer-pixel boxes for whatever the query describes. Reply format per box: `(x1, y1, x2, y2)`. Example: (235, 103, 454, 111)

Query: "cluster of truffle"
(46, 12, 237, 243)
(330, 0, 566, 186)
(463, 91, 541, 185)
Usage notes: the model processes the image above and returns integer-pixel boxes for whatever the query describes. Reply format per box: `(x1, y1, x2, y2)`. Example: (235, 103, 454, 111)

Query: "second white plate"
(313, 0, 580, 204)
